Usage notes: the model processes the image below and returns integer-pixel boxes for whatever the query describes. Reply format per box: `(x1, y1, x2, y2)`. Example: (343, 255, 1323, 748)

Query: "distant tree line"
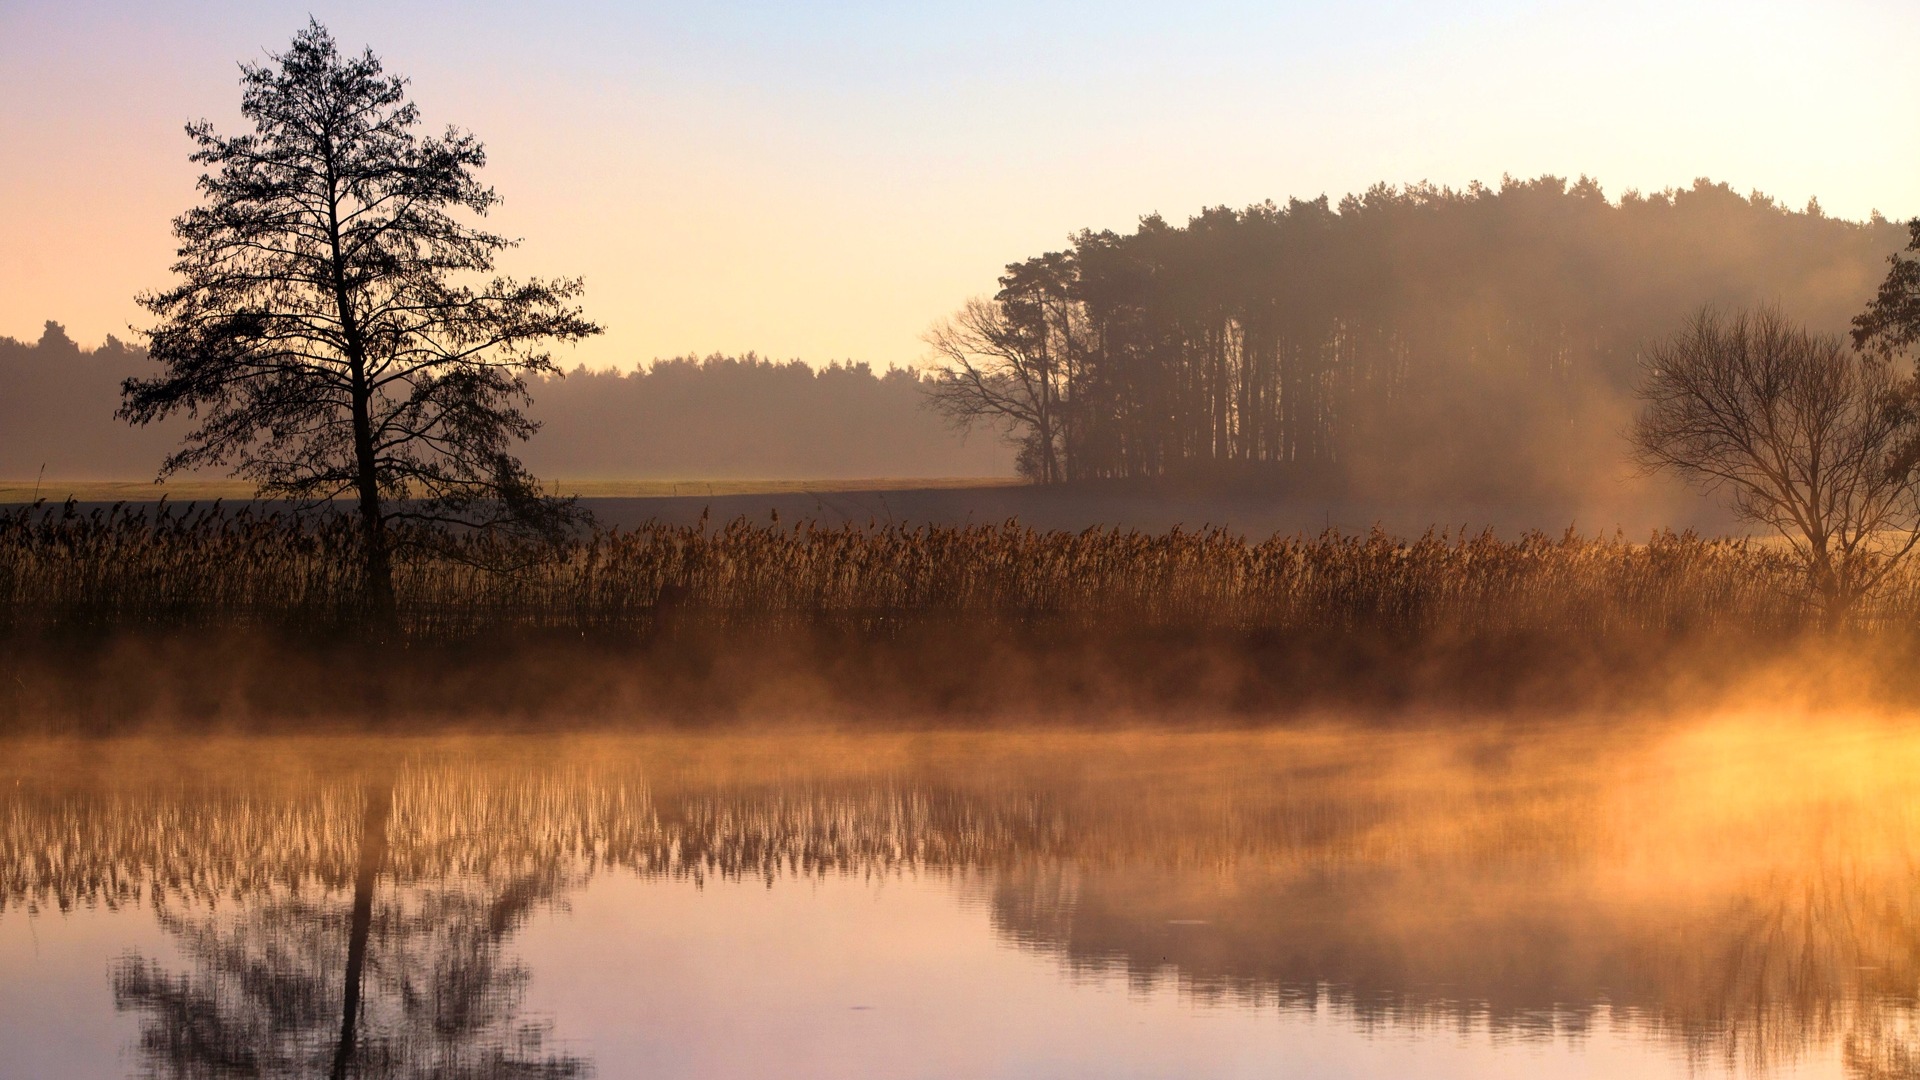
(524, 354, 1010, 479)
(7, 173, 1910, 522)
(0, 323, 172, 480)
(929, 176, 1907, 495)
(0, 330, 1011, 481)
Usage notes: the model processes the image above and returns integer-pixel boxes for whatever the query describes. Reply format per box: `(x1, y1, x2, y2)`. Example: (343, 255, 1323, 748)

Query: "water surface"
(3, 721, 1916, 1078)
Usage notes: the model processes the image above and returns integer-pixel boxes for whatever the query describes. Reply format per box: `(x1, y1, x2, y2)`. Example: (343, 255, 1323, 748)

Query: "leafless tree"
(1632, 305, 1920, 624)
(923, 297, 1074, 484)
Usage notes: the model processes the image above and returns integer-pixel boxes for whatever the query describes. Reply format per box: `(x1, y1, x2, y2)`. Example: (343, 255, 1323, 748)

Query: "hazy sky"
(3, 0, 1916, 371)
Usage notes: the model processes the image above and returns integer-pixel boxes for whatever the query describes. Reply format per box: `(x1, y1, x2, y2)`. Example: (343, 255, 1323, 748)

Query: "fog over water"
(9, 10, 1920, 1079)
(4, 720, 1917, 1078)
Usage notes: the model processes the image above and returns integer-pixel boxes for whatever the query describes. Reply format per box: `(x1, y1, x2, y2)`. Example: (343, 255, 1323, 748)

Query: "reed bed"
(0, 499, 1887, 643)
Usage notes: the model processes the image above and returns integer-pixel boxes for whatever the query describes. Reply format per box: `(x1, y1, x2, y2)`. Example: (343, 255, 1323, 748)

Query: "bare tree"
(1632, 305, 1920, 624)
(923, 297, 1073, 483)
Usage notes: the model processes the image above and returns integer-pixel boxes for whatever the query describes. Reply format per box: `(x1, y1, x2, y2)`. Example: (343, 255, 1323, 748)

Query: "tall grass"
(0, 500, 1886, 642)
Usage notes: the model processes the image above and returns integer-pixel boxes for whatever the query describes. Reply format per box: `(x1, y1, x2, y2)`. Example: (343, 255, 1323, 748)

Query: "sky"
(2, 0, 1917, 372)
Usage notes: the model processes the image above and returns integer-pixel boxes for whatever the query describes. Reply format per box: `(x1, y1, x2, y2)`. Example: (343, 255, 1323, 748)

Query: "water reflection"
(3, 722, 1920, 1077)
(102, 779, 587, 1079)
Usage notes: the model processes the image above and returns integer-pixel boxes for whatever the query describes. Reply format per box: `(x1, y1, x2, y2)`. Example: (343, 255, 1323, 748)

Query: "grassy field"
(0, 479, 260, 502)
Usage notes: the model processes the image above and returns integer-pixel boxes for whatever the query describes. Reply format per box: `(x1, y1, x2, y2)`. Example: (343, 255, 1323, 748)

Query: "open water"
(3, 720, 1914, 1078)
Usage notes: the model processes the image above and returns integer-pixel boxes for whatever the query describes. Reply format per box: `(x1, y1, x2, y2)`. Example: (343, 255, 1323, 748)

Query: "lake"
(3, 719, 1915, 1079)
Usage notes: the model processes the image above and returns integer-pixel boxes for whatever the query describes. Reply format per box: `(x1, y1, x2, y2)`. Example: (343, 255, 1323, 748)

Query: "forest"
(0, 331, 1010, 481)
(6, 178, 1904, 509)
(931, 176, 1904, 497)
(527, 354, 1010, 479)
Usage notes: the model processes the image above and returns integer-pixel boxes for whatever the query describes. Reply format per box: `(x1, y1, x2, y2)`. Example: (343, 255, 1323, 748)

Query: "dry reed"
(0, 500, 1885, 642)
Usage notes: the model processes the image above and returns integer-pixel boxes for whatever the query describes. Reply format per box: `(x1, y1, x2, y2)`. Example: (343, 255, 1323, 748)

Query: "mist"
(6, 175, 1901, 539)
(12, 8, 1920, 1077)
(939, 176, 1905, 516)
(0, 334, 1013, 484)
(12, 716, 1920, 1075)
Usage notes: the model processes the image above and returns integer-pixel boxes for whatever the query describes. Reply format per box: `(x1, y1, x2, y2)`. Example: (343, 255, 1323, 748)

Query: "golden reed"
(0, 500, 1865, 641)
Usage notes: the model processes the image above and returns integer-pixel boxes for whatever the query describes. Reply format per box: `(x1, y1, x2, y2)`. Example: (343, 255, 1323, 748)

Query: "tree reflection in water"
(106, 781, 588, 1079)
(5, 724, 1920, 1078)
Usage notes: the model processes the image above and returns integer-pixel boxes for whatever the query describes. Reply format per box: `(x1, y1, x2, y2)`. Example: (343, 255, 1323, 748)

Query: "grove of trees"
(929, 176, 1906, 498)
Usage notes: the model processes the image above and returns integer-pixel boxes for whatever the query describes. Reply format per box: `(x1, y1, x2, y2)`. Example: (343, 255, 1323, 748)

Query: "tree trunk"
(344, 354, 395, 630)
(352, 433, 396, 627)
(324, 152, 395, 630)
(1806, 540, 1852, 632)
(331, 782, 392, 1080)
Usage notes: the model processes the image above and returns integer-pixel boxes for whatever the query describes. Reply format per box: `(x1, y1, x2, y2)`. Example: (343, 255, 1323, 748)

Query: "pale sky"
(3, 0, 1916, 370)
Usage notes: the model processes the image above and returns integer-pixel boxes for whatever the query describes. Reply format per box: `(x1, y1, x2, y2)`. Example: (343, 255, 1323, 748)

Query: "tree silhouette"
(1632, 305, 1920, 622)
(1853, 218, 1920, 492)
(1854, 219, 1920, 361)
(924, 296, 1073, 483)
(110, 783, 589, 1079)
(333, 783, 391, 1080)
(945, 178, 1904, 496)
(119, 21, 600, 616)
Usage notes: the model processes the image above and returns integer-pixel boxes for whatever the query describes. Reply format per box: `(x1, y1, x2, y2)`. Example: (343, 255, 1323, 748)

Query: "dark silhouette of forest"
(930, 176, 1905, 499)
(0, 330, 1012, 481)
(0, 323, 173, 479)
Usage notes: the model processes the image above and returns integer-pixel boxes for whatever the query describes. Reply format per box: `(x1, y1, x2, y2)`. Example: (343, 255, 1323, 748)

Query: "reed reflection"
(3, 724, 1918, 1077)
(101, 778, 587, 1079)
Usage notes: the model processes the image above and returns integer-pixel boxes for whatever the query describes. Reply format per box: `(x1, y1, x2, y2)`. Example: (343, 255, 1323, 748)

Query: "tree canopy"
(121, 21, 599, 610)
(931, 177, 1905, 497)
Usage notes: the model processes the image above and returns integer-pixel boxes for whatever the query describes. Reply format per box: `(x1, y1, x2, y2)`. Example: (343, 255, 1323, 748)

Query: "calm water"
(4, 720, 1918, 1079)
